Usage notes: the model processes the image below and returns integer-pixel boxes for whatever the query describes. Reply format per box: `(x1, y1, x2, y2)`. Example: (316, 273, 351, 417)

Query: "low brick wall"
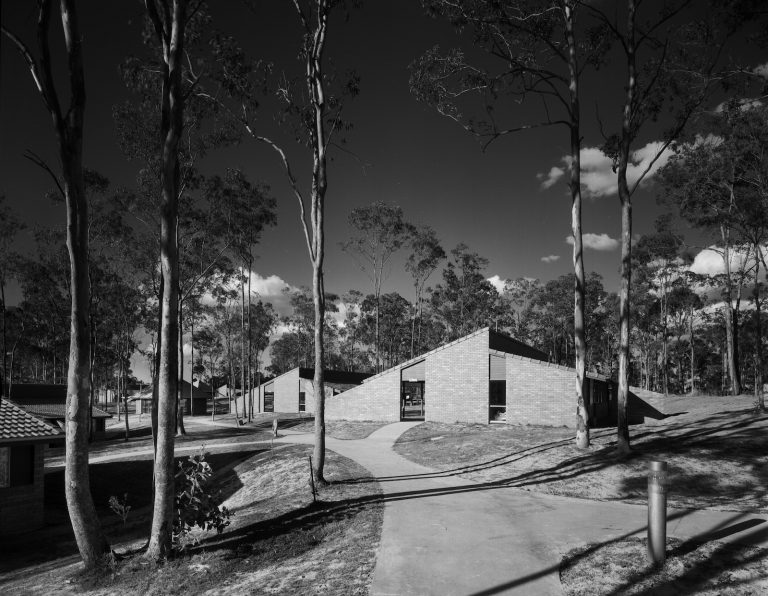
(326, 369, 400, 421)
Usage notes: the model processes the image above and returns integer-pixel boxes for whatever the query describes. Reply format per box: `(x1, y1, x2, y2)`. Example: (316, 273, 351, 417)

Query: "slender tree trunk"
(247, 262, 253, 421)
(616, 0, 636, 455)
(754, 246, 764, 411)
(190, 316, 194, 418)
(152, 276, 163, 452)
(176, 298, 186, 435)
(0, 0, 111, 565)
(308, 2, 330, 485)
(146, 0, 185, 561)
(240, 265, 247, 421)
(721, 226, 741, 395)
(689, 306, 696, 394)
(564, 2, 589, 449)
(661, 278, 669, 396)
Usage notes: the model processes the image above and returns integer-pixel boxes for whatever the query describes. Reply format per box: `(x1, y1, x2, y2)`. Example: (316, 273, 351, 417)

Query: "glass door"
(401, 381, 425, 420)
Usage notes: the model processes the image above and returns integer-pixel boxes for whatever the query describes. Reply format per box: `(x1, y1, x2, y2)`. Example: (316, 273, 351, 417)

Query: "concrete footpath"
(277, 422, 768, 596)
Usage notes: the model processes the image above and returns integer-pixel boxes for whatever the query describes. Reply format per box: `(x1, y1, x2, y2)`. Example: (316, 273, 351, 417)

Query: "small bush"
(108, 493, 131, 525)
(173, 447, 232, 551)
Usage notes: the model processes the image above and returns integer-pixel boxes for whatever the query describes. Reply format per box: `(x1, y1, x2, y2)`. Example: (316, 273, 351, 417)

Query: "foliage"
(173, 448, 232, 551)
(108, 494, 132, 526)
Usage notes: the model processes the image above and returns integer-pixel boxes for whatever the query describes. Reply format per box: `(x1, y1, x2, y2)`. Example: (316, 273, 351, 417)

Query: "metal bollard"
(647, 460, 668, 565)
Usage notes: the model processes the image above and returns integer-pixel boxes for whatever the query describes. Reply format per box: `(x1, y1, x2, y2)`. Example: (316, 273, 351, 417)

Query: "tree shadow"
(351, 409, 768, 513)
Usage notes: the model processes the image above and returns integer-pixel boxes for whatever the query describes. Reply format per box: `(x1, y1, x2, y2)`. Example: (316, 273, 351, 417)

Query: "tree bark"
(308, 1, 330, 485)
(176, 297, 186, 435)
(616, 0, 636, 455)
(240, 264, 247, 421)
(1, 0, 110, 566)
(721, 225, 741, 395)
(564, 2, 589, 450)
(146, 0, 185, 561)
(754, 245, 764, 411)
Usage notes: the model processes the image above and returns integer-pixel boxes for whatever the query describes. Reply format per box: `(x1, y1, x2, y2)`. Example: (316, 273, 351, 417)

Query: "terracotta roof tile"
(0, 399, 62, 442)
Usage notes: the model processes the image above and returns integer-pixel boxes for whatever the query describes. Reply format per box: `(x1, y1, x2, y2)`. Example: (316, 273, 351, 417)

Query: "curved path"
(277, 422, 768, 596)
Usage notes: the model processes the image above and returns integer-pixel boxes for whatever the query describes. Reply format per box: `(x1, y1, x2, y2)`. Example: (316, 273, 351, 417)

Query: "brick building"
(0, 399, 62, 535)
(258, 367, 372, 414)
(10, 384, 113, 438)
(326, 327, 621, 427)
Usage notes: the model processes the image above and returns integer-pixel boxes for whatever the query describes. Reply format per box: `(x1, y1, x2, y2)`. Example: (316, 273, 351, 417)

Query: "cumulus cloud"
(487, 274, 506, 293)
(541, 255, 560, 263)
(537, 166, 565, 189)
(689, 246, 756, 277)
(539, 141, 674, 198)
(566, 233, 619, 251)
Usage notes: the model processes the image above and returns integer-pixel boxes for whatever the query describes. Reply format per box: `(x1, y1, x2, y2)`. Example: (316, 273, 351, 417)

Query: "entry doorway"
(401, 381, 425, 421)
(489, 381, 506, 423)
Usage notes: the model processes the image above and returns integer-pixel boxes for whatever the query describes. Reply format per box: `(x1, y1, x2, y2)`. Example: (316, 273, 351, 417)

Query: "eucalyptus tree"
(205, 0, 358, 484)
(411, 0, 611, 448)
(430, 244, 503, 341)
(405, 225, 445, 359)
(591, 0, 740, 453)
(141, 0, 188, 560)
(341, 202, 412, 372)
(1, 0, 109, 565)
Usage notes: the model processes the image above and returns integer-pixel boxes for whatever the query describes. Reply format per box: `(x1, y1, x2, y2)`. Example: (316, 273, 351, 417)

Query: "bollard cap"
(649, 460, 667, 471)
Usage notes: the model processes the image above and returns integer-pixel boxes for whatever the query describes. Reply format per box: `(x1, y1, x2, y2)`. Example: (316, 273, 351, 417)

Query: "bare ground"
(560, 537, 768, 595)
(1, 445, 383, 596)
(393, 394, 768, 512)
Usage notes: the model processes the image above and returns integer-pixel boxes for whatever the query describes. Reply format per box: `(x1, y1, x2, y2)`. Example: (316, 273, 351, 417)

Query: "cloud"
(754, 62, 768, 79)
(537, 166, 565, 189)
(487, 274, 506, 293)
(541, 255, 560, 263)
(565, 233, 619, 251)
(689, 246, 756, 276)
(539, 141, 674, 197)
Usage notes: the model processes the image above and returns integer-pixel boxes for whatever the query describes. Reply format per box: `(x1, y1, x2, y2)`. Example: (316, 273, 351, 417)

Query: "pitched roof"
(0, 398, 62, 444)
(17, 402, 112, 420)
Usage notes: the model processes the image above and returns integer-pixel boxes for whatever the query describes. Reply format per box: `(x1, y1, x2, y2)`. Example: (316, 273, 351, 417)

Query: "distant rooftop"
(0, 399, 62, 445)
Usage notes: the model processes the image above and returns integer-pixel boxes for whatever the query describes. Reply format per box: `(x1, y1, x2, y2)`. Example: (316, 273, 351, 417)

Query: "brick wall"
(274, 369, 300, 413)
(505, 355, 578, 427)
(326, 368, 400, 421)
(427, 330, 489, 423)
(0, 443, 45, 535)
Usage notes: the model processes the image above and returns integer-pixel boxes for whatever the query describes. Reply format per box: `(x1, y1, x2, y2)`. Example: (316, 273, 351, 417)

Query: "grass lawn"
(393, 395, 768, 512)
(560, 537, 768, 595)
(1, 445, 383, 596)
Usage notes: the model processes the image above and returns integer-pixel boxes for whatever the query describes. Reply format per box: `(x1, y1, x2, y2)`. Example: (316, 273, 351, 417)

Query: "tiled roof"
(19, 402, 112, 419)
(0, 398, 62, 442)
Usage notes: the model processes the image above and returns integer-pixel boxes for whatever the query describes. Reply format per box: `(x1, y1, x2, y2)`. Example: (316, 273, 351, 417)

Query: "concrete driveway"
(277, 422, 768, 596)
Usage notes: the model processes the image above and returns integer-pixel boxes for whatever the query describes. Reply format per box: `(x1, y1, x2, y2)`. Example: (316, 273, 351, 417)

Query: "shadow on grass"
(552, 512, 768, 596)
(367, 409, 768, 511)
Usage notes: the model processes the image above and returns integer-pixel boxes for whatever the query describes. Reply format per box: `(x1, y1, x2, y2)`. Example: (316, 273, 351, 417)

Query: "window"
(298, 392, 306, 412)
(264, 392, 274, 413)
(489, 381, 506, 423)
(0, 445, 34, 488)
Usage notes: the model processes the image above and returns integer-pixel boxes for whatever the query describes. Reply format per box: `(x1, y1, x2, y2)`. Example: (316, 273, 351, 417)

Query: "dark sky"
(1, 1, 765, 311)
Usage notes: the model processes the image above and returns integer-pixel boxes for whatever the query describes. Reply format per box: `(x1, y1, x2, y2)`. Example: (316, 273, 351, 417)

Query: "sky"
(1, 1, 765, 379)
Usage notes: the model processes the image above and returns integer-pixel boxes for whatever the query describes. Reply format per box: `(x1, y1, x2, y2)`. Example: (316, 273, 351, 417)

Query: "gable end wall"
(426, 329, 489, 423)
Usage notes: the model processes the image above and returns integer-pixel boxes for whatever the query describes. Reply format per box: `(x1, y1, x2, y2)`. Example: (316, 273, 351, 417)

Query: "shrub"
(173, 447, 232, 551)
